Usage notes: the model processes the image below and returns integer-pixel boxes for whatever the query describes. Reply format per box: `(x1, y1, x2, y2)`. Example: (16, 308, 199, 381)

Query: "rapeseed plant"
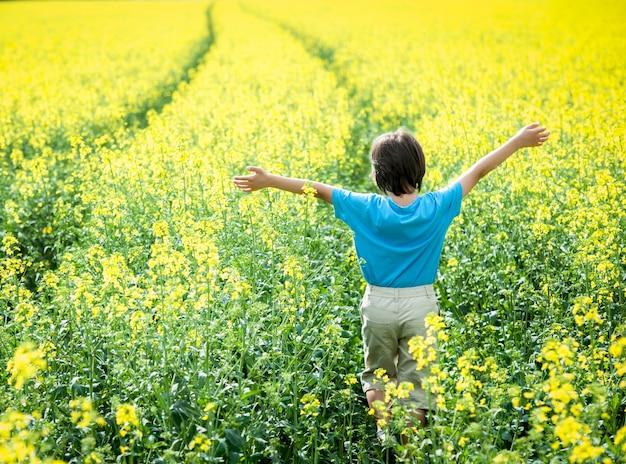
(1, 0, 624, 462)
(0, 410, 65, 464)
(69, 398, 106, 430)
(6, 342, 46, 390)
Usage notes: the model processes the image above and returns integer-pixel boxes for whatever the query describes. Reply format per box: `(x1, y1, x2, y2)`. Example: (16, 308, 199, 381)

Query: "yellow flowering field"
(0, 0, 211, 292)
(1, 0, 625, 463)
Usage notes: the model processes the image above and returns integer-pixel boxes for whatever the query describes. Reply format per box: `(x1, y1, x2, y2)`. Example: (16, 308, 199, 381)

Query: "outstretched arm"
(233, 166, 335, 204)
(456, 122, 550, 197)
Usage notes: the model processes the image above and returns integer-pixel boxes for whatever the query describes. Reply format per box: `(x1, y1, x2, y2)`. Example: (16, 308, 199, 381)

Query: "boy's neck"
(389, 190, 418, 206)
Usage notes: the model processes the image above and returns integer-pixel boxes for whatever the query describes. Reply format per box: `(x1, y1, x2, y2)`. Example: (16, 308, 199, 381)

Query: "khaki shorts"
(359, 284, 439, 410)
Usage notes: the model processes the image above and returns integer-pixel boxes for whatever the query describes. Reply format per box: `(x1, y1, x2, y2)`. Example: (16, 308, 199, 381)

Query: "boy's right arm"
(233, 166, 335, 204)
(456, 122, 550, 198)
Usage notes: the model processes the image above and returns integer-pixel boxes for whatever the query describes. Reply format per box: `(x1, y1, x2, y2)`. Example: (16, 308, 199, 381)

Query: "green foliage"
(1, 0, 625, 463)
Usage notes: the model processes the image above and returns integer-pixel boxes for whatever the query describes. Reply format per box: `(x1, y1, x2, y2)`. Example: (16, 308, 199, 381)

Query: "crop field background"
(0, 0, 625, 462)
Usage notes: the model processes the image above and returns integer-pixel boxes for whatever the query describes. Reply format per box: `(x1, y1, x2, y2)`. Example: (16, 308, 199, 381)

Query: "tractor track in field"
(2, 3, 218, 291)
(274, 19, 375, 185)
(238, 1, 406, 188)
(122, 3, 216, 132)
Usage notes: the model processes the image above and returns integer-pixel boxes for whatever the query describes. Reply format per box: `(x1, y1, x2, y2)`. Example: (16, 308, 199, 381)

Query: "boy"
(233, 122, 550, 439)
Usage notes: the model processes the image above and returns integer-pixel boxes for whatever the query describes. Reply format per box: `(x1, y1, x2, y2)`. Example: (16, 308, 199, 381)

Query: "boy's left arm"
(233, 166, 334, 204)
(456, 123, 549, 197)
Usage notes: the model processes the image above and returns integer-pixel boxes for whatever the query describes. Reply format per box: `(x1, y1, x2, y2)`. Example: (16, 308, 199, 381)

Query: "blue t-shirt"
(332, 182, 463, 288)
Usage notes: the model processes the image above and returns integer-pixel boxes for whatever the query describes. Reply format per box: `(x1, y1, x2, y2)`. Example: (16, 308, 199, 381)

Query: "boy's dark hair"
(370, 128, 426, 196)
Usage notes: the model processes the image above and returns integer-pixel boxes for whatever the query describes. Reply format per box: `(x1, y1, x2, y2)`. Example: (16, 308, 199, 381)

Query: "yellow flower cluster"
(515, 339, 613, 463)
(0, 410, 65, 464)
(537, 338, 579, 375)
(115, 403, 143, 456)
(6, 342, 46, 390)
(201, 402, 217, 422)
(0, 234, 29, 305)
(610, 336, 626, 381)
(384, 382, 415, 404)
(571, 295, 604, 327)
(300, 393, 321, 417)
(69, 398, 106, 429)
(115, 403, 140, 438)
(368, 368, 418, 430)
(188, 433, 212, 452)
(614, 426, 626, 457)
(408, 312, 443, 370)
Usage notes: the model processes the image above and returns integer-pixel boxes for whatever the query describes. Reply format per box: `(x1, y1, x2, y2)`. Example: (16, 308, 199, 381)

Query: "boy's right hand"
(233, 166, 272, 192)
(513, 122, 550, 148)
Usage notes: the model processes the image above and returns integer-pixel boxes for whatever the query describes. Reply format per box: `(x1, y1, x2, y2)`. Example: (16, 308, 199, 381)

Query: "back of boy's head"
(370, 128, 426, 196)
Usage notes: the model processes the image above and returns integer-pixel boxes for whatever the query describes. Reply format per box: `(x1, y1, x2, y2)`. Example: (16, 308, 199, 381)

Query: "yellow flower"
(539, 338, 578, 373)
(189, 433, 212, 452)
(201, 402, 217, 420)
(568, 439, 604, 463)
(301, 183, 318, 198)
(609, 337, 626, 358)
(384, 381, 414, 403)
(554, 416, 588, 447)
(116, 403, 139, 427)
(615, 425, 626, 453)
(373, 368, 389, 384)
(85, 451, 103, 464)
(408, 331, 437, 370)
(6, 342, 47, 390)
(116, 403, 140, 439)
(425, 313, 446, 332)
(152, 219, 169, 238)
(1, 234, 20, 256)
(0, 409, 66, 464)
(69, 397, 106, 428)
(300, 393, 321, 417)
(493, 450, 525, 463)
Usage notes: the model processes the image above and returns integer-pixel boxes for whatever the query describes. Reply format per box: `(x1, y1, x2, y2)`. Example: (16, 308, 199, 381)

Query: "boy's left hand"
(514, 122, 550, 148)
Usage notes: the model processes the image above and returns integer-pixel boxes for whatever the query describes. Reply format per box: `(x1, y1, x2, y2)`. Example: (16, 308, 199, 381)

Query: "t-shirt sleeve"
(332, 187, 352, 223)
(331, 188, 344, 216)
(332, 188, 368, 228)
(438, 181, 463, 218)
